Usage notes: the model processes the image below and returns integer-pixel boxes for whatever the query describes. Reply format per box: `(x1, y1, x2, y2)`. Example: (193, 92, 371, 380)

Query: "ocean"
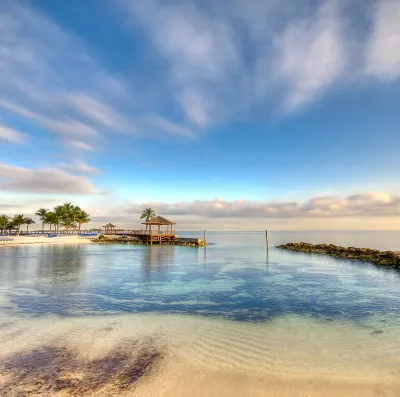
(0, 231, 399, 396)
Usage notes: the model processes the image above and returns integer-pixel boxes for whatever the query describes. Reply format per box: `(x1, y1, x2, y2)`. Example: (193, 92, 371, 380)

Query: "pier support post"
(204, 230, 207, 246)
(266, 230, 269, 255)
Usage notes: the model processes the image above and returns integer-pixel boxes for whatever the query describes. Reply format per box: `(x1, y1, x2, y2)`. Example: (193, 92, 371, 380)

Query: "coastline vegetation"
(0, 203, 90, 234)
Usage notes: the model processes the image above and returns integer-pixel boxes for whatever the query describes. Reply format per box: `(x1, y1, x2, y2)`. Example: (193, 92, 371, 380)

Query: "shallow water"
(1, 231, 400, 396)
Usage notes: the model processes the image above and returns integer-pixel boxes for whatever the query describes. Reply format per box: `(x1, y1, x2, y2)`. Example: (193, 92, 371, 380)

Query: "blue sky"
(0, 0, 400, 230)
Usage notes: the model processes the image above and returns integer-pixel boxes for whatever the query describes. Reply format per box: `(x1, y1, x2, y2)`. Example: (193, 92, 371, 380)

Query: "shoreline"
(277, 242, 400, 269)
(0, 235, 93, 249)
(1, 313, 399, 396)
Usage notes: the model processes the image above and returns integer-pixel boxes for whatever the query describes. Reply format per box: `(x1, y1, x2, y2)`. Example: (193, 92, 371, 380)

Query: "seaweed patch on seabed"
(0, 338, 163, 396)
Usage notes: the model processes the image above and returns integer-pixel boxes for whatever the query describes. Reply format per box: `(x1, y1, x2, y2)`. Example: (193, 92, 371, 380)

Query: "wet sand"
(0, 313, 399, 396)
(0, 235, 93, 248)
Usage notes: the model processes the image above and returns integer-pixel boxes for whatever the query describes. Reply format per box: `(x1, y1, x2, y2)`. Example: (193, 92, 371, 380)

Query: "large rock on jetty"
(276, 242, 400, 268)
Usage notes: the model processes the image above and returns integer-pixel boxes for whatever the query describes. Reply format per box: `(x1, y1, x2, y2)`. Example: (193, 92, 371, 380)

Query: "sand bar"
(0, 235, 93, 248)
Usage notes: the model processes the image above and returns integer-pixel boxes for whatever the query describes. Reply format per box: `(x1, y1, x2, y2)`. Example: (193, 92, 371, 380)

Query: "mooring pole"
(204, 230, 207, 245)
(266, 230, 269, 255)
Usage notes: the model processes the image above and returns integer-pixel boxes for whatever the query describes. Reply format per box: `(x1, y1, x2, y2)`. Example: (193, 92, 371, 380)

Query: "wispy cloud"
(58, 160, 100, 175)
(0, 162, 98, 194)
(148, 115, 196, 138)
(0, 124, 25, 143)
(365, 0, 400, 80)
(271, 0, 347, 111)
(121, 0, 400, 120)
(68, 141, 94, 151)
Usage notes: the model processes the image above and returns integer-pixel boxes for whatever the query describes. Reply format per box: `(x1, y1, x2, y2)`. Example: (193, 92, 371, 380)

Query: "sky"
(0, 0, 400, 230)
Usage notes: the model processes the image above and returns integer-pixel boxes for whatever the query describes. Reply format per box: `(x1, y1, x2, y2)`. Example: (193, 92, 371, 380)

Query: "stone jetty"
(276, 242, 400, 269)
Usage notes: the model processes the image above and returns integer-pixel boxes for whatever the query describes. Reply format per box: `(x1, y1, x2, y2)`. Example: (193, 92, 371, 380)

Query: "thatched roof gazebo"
(103, 223, 116, 233)
(142, 216, 176, 235)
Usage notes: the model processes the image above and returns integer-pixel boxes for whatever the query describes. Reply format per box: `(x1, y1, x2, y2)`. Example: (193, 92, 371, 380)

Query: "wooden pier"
(99, 217, 206, 246)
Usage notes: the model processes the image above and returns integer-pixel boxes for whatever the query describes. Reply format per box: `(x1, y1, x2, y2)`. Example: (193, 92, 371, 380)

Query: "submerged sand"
(0, 235, 93, 248)
(0, 313, 399, 396)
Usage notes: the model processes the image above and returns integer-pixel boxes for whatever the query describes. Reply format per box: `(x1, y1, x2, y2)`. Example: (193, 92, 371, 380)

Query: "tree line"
(0, 203, 90, 234)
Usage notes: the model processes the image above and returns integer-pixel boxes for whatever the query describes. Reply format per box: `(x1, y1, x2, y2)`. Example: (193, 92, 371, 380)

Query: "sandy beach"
(1, 313, 399, 396)
(0, 235, 93, 248)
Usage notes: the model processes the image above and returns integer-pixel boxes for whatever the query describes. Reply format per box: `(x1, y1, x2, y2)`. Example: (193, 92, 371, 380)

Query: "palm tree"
(44, 211, 57, 232)
(35, 208, 48, 231)
(63, 203, 74, 221)
(72, 206, 82, 232)
(24, 217, 35, 233)
(75, 211, 91, 233)
(61, 218, 74, 231)
(53, 206, 66, 232)
(140, 208, 156, 231)
(12, 214, 25, 235)
(6, 220, 16, 233)
(0, 215, 9, 233)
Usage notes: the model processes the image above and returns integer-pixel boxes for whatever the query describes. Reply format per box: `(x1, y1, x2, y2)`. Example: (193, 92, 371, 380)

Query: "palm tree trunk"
(78, 223, 81, 233)
(42, 222, 44, 232)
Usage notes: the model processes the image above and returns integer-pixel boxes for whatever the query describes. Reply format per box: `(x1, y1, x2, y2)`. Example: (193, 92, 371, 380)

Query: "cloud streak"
(0, 162, 98, 194)
(122, 0, 400, 122)
(0, 124, 25, 143)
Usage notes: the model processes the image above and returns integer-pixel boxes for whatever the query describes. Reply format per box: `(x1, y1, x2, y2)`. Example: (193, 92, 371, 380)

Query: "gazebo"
(142, 216, 176, 235)
(103, 223, 117, 234)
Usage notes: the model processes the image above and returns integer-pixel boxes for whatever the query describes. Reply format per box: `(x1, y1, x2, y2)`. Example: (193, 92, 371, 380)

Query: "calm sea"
(1, 231, 400, 396)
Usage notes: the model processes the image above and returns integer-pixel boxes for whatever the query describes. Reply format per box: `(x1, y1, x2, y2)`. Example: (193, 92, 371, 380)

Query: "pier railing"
(105, 229, 176, 236)
(15, 229, 176, 236)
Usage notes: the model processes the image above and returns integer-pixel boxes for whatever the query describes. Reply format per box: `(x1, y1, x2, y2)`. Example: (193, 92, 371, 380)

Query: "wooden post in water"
(265, 230, 269, 255)
(203, 230, 207, 245)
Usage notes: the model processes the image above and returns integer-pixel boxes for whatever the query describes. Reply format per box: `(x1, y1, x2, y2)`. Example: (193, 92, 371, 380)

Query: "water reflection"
(140, 245, 175, 282)
(35, 245, 88, 284)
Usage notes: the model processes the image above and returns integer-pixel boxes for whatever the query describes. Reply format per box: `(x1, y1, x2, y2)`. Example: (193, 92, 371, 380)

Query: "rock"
(276, 242, 399, 270)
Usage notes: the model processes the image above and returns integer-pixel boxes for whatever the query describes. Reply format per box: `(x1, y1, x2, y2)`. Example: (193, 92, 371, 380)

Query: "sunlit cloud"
(125, 192, 400, 219)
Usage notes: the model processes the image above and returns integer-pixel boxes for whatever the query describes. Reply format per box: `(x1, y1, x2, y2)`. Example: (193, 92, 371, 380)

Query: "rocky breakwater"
(276, 242, 400, 269)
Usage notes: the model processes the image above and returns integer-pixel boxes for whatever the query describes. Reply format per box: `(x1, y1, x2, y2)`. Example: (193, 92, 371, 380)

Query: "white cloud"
(149, 115, 196, 138)
(0, 162, 98, 194)
(365, 0, 400, 80)
(0, 1, 141, 151)
(68, 140, 94, 151)
(0, 124, 25, 143)
(121, 0, 400, 121)
(272, 1, 347, 111)
(125, 192, 400, 219)
(177, 90, 211, 128)
(126, 0, 241, 127)
(58, 160, 100, 175)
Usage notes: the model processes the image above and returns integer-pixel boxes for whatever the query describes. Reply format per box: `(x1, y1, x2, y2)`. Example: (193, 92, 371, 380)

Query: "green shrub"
(98, 234, 105, 240)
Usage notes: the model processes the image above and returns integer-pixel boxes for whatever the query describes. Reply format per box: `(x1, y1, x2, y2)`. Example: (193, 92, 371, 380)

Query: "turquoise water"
(1, 231, 400, 324)
(1, 231, 400, 396)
